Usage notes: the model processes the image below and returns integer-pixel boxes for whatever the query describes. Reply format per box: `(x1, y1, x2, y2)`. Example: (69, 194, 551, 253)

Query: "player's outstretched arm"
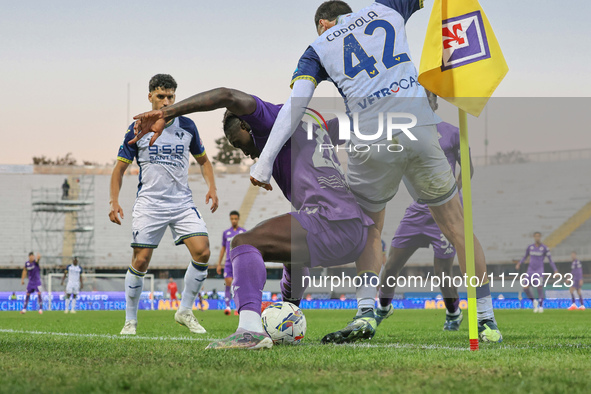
(60, 269, 66, 286)
(250, 79, 316, 188)
(130, 88, 258, 146)
(109, 160, 129, 225)
(21, 268, 26, 285)
(196, 153, 219, 213)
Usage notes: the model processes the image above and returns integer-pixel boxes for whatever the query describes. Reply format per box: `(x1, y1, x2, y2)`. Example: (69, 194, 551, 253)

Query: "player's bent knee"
(191, 247, 210, 263)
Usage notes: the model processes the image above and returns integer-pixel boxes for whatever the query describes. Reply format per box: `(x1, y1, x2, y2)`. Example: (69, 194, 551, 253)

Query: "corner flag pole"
(459, 109, 479, 351)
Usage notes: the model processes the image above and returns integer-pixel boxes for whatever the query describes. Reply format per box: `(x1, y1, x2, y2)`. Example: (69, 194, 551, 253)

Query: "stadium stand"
(1, 155, 590, 270)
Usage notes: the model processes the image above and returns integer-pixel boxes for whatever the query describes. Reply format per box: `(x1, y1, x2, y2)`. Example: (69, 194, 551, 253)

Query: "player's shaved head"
(222, 111, 251, 139)
(149, 74, 177, 93)
(222, 110, 259, 160)
(315, 1, 352, 27)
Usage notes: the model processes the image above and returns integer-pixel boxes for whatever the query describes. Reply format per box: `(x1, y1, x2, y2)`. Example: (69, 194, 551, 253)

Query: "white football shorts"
(347, 124, 457, 212)
(131, 206, 208, 248)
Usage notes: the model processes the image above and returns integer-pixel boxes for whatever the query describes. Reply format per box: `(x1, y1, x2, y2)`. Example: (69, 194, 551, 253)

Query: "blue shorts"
(290, 211, 370, 268)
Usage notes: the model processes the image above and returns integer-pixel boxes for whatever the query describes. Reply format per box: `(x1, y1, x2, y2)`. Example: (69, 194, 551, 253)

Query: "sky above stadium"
(1, 1, 590, 165)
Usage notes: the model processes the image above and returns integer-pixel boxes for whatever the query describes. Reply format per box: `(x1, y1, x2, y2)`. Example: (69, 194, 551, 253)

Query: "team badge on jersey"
(441, 11, 490, 71)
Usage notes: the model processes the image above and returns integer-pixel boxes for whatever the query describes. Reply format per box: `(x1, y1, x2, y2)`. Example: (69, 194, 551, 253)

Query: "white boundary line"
(0, 328, 212, 341)
(0, 328, 468, 350)
(2, 328, 588, 351)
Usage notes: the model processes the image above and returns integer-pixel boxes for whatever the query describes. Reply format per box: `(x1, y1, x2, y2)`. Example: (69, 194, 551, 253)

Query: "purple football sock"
(444, 297, 460, 315)
(23, 294, 30, 309)
(571, 293, 576, 304)
(378, 288, 394, 308)
(280, 265, 309, 307)
(580, 295, 585, 305)
(224, 285, 231, 309)
(523, 287, 535, 301)
(231, 244, 266, 314)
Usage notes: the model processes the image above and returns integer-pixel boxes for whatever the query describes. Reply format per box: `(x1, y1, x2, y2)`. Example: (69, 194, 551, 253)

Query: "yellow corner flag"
(418, 0, 508, 117)
(419, 0, 508, 350)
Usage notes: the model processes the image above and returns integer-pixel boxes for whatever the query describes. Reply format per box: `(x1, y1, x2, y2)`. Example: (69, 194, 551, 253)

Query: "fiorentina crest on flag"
(441, 11, 490, 71)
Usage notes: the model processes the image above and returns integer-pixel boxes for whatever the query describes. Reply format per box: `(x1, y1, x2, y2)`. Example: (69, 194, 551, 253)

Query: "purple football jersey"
(239, 96, 372, 226)
(520, 243, 557, 273)
(571, 259, 583, 282)
(222, 226, 246, 265)
(24, 260, 41, 286)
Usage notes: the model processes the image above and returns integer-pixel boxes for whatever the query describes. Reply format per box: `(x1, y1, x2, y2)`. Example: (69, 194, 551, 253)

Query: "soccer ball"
(261, 302, 306, 345)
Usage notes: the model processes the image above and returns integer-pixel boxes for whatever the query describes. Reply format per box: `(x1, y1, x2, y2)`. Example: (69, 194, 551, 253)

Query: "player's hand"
(249, 162, 273, 191)
(21, 280, 24, 286)
(129, 110, 166, 146)
(250, 176, 273, 191)
(554, 270, 559, 275)
(81, 284, 83, 290)
(37, 253, 41, 260)
(109, 201, 124, 225)
(206, 189, 219, 213)
(216, 265, 222, 275)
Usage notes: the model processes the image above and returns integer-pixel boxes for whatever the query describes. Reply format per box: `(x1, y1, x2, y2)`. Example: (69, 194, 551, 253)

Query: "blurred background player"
(568, 252, 585, 310)
(515, 232, 558, 313)
(379, 92, 473, 331)
(21, 252, 43, 314)
(109, 74, 218, 335)
(248, 0, 501, 342)
(167, 277, 178, 302)
(61, 257, 83, 313)
(216, 210, 246, 315)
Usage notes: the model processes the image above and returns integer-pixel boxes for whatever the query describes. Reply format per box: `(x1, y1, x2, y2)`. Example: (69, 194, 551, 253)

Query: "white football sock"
(125, 267, 145, 321)
(238, 310, 264, 332)
(477, 296, 495, 322)
(65, 298, 70, 311)
(476, 283, 495, 322)
(179, 260, 207, 313)
(356, 272, 379, 315)
(71, 298, 76, 311)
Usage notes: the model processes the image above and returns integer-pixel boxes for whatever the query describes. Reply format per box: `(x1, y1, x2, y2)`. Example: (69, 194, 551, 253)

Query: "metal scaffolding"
(31, 176, 95, 273)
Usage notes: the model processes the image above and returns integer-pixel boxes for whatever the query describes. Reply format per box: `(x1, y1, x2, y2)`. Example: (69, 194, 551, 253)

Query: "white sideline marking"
(340, 342, 469, 351)
(3, 329, 588, 351)
(0, 328, 213, 341)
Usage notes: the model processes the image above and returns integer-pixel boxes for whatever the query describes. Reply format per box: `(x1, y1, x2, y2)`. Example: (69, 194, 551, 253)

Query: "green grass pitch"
(1, 309, 589, 393)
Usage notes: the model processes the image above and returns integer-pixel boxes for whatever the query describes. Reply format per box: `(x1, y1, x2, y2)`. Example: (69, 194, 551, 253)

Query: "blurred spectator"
(62, 178, 70, 200)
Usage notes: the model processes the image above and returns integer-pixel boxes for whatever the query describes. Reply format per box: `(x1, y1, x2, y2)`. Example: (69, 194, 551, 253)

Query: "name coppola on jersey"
(327, 10, 380, 42)
(303, 110, 418, 153)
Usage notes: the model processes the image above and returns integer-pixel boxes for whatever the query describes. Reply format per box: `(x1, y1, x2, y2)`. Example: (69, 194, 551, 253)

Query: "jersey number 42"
(344, 20, 410, 79)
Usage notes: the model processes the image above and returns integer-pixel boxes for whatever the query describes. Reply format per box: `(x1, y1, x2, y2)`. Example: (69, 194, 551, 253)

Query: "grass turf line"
(1, 309, 590, 393)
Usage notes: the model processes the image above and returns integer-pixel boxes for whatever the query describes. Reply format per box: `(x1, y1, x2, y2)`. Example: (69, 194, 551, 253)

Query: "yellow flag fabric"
(418, 0, 508, 117)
